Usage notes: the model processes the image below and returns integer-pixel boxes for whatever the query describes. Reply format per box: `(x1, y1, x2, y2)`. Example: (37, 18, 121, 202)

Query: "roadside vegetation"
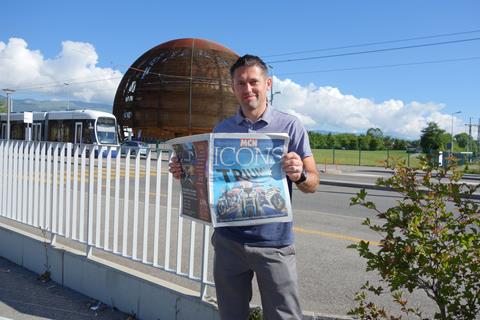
(310, 122, 479, 171)
(348, 157, 480, 319)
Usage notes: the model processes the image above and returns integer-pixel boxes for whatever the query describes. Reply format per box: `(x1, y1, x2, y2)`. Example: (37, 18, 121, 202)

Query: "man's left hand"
(282, 152, 304, 182)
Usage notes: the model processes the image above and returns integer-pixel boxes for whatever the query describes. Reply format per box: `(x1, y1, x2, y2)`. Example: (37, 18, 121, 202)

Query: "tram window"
(97, 117, 117, 144)
(83, 126, 94, 144)
(11, 123, 24, 140)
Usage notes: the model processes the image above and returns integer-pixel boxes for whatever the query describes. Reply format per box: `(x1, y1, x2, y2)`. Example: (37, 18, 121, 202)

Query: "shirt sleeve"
(288, 119, 312, 159)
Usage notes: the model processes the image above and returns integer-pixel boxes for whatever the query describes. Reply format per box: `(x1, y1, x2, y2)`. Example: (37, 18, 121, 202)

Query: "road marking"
(293, 226, 381, 246)
(294, 208, 381, 222)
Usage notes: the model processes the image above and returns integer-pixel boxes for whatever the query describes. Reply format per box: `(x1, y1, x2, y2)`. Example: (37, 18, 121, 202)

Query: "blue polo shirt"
(213, 105, 312, 246)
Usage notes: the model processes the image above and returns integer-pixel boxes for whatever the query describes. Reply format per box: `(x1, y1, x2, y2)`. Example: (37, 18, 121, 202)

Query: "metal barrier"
(0, 139, 213, 299)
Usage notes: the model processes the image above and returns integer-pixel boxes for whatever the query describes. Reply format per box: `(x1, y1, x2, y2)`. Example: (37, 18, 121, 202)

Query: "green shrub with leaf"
(348, 156, 480, 319)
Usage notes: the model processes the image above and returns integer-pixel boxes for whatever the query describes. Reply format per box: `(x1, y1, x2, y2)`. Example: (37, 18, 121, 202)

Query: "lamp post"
(451, 110, 461, 155)
(64, 82, 70, 110)
(2, 88, 15, 140)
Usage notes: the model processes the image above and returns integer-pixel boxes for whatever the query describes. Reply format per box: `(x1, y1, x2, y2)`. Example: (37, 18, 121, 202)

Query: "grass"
(312, 149, 423, 167)
(461, 163, 480, 174)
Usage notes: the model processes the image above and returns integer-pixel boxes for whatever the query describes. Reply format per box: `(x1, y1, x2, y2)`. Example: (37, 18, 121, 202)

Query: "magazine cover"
(168, 134, 212, 224)
(209, 133, 292, 227)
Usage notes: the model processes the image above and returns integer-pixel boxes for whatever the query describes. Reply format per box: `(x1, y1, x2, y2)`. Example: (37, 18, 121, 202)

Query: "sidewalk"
(0, 256, 128, 320)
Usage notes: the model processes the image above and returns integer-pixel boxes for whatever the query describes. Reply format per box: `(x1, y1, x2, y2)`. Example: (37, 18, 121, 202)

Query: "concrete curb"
(321, 179, 389, 191)
(320, 179, 480, 200)
(302, 310, 353, 320)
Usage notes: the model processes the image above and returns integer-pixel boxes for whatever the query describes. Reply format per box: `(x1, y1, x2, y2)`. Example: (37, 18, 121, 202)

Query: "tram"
(0, 109, 119, 156)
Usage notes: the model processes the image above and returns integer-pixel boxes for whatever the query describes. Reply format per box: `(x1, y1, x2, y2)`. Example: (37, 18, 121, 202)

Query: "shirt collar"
(234, 104, 273, 125)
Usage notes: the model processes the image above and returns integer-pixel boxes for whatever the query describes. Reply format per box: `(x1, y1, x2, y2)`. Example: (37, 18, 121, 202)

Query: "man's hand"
(282, 152, 320, 193)
(169, 156, 183, 180)
(282, 152, 304, 182)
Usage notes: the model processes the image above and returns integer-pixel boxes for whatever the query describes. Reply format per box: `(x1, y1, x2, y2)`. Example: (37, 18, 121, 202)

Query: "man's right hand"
(168, 156, 183, 180)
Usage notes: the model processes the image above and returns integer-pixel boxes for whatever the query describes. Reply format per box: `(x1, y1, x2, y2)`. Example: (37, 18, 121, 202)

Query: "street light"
(64, 82, 70, 110)
(451, 110, 462, 155)
(2, 88, 15, 140)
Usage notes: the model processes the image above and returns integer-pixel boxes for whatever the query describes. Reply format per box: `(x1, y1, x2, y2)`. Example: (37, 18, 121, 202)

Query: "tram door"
(74, 122, 83, 144)
(24, 124, 31, 141)
(1, 123, 6, 139)
(32, 123, 42, 141)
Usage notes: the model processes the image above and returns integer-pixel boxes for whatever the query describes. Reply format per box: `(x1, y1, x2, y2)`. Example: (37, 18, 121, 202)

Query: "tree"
(369, 136, 384, 151)
(307, 130, 412, 151)
(0, 99, 6, 113)
(358, 134, 371, 151)
(365, 128, 384, 150)
(326, 132, 337, 148)
(419, 122, 448, 154)
(308, 131, 328, 149)
(455, 132, 472, 150)
(392, 138, 407, 150)
(367, 127, 383, 138)
(349, 158, 480, 319)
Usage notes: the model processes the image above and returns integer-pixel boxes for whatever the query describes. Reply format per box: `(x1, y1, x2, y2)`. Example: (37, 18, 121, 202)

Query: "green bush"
(348, 156, 480, 319)
(249, 306, 263, 320)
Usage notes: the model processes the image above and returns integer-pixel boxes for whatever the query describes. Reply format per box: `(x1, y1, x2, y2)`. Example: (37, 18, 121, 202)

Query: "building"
(113, 38, 239, 141)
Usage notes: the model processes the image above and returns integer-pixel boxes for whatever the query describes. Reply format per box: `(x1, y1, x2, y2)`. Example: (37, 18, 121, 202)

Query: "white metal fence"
(0, 139, 214, 299)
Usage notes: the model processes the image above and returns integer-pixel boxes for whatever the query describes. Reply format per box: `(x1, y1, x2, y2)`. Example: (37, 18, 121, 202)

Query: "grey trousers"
(212, 231, 302, 320)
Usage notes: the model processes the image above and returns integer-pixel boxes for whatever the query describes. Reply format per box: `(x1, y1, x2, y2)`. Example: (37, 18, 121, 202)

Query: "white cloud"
(0, 38, 122, 104)
(273, 76, 464, 140)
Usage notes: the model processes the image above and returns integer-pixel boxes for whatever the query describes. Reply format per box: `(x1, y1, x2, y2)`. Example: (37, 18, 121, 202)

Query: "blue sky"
(1, 0, 479, 139)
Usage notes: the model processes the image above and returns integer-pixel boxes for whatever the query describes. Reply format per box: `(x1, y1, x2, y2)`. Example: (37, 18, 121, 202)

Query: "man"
(170, 54, 320, 320)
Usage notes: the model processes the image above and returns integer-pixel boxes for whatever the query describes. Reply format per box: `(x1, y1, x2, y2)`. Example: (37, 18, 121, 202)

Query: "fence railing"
(0, 139, 214, 299)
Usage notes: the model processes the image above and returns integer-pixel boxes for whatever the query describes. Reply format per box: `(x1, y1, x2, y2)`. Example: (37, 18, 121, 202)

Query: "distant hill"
(310, 129, 342, 135)
(0, 95, 112, 113)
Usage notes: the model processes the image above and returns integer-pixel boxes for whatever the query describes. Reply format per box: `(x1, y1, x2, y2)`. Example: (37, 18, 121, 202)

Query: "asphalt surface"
(1, 164, 478, 319)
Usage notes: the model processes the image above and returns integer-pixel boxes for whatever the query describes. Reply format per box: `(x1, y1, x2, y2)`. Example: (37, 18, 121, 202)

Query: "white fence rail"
(0, 139, 214, 299)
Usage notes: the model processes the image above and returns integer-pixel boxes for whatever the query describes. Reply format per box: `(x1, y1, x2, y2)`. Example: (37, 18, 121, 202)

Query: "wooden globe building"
(113, 38, 239, 140)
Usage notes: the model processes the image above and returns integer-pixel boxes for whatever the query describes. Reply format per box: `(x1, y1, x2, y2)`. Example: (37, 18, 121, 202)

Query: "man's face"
(231, 65, 272, 113)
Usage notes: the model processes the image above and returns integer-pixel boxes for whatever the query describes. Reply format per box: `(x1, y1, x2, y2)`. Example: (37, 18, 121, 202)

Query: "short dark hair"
(230, 54, 269, 77)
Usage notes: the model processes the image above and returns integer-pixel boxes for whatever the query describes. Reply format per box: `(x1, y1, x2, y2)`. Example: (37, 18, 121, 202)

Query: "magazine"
(167, 133, 292, 227)
(168, 133, 211, 224)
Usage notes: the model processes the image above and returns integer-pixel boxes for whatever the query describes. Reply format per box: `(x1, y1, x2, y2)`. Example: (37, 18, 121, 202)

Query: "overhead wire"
(266, 37, 480, 64)
(276, 56, 480, 76)
(262, 28, 480, 58)
(13, 75, 123, 91)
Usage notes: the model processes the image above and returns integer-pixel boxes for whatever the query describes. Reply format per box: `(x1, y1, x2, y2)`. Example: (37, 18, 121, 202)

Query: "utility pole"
(465, 117, 480, 154)
(465, 118, 472, 153)
(267, 65, 280, 105)
(2, 88, 15, 140)
(64, 82, 70, 110)
(478, 118, 480, 151)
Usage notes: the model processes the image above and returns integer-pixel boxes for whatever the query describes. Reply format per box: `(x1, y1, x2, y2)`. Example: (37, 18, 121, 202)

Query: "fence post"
(358, 148, 361, 166)
(200, 225, 211, 300)
(332, 148, 335, 165)
(407, 152, 410, 167)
